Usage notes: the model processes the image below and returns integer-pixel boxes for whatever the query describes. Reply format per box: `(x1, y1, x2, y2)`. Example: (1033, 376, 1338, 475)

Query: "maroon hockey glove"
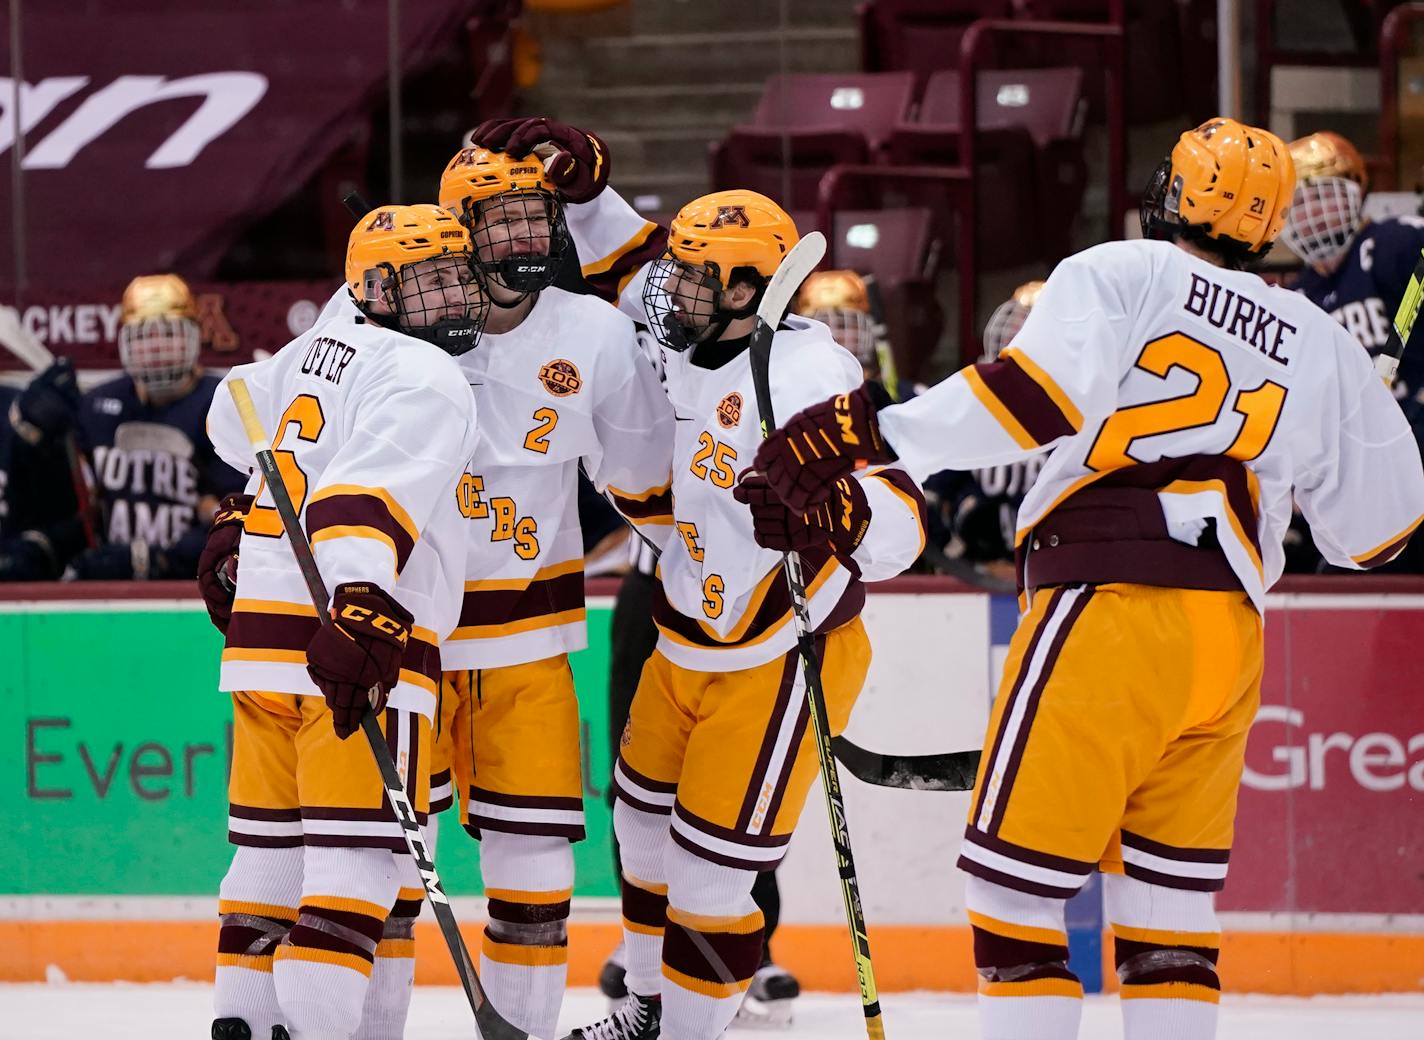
(196, 493, 253, 635)
(305, 583, 413, 739)
(734, 471, 872, 566)
(753, 385, 896, 513)
(468, 116, 610, 204)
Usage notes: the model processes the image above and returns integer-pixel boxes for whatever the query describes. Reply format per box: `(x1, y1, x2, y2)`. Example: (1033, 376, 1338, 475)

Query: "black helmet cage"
(1139, 155, 1265, 271)
(642, 254, 768, 352)
(366, 252, 489, 357)
(461, 188, 570, 298)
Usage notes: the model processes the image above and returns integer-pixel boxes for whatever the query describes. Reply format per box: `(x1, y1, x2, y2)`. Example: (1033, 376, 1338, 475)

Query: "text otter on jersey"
(1185, 273, 1295, 365)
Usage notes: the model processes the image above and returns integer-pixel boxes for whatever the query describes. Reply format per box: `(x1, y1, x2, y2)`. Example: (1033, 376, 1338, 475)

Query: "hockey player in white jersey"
(421, 143, 674, 1040)
(201, 204, 483, 1040)
(753, 119, 1424, 1040)
(473, 120, 928, 1038)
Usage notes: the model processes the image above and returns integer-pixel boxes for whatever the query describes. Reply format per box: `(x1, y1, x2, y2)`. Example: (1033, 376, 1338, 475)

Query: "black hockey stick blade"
(832, 736, 981, 792)
(342, 190, 374, 218)
(1379, 246, 1424, 386)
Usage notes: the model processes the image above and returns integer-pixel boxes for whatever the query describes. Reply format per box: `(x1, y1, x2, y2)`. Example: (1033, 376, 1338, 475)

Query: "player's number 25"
(246, 394, 325, 538)
(1085, 332, 1287, 472)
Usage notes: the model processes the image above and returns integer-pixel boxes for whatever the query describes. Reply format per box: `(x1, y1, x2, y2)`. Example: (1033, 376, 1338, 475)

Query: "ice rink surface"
(4, 984, 1422, 1039)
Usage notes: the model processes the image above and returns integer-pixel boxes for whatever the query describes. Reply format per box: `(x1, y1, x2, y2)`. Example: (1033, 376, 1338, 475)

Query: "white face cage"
(118, 316, 201, 399)
(982, 298, 1032, 361)
(809, 307, 877, 366)
(1281, 176, 1364, 270)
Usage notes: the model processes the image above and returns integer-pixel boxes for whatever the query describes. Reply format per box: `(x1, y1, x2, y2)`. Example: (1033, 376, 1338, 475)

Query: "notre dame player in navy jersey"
(68, 275, 243, 580)
(1282, 132, 1424, 572)
(1284, 131, 1424, 407)
(1, 360, 87, 580)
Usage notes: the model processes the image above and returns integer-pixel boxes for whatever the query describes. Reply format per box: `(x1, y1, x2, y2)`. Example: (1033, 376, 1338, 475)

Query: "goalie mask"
(1140, 118, 1295, 268)
(345, 204, 490, 356)
(643, 190, 800, 352)
(1281, 131, 1368, 272)
(982, 280, 1045, 361)
(118, 274, 202, 403)
(797, 269, 876, 367)
(439, 147, 571, 299)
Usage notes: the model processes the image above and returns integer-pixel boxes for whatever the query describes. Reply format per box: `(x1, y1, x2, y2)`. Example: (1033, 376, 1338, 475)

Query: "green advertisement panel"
(3, 602, 618, 898)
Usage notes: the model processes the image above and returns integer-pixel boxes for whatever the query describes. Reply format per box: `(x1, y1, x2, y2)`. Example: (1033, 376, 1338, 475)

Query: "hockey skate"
(599, 940, 629, 1003)
(561, 992, 660, 1040)
(732, 960, 800, 1029)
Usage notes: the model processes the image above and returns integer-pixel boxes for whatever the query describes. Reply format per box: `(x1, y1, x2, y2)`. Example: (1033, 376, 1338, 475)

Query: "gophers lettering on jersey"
(1184, 273, 1296, 365)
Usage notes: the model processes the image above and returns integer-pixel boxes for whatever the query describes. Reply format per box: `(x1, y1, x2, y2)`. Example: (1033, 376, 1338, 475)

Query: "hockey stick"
(831, 736, 981, 793)
(746, 230, 886, 1040)
(0, 306, 100, 549)
(225, 378, 537, 1040)
(342, 190, 374, 218)
(1379, 246, 1424, 386)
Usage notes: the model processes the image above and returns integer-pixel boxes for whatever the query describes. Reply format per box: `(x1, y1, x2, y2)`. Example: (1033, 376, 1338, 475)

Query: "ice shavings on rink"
(3, 984, 1422, 1040)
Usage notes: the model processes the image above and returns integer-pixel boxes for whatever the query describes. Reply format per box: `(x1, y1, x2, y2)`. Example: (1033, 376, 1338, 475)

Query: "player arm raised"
(1293, 330, 1424, 568)
(755, 245, 1139, 510)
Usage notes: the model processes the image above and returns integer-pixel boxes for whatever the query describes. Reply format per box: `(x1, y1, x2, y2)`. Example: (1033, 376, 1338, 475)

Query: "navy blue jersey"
(77, 374, 244, 555)
(926, 457, 1046, 564)
(1294, 216, 1424, 393)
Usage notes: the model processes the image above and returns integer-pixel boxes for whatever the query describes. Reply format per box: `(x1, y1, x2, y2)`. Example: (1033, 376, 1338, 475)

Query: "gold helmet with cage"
(1281, 131, 1369, 271)
(982, 280, 1046, 360)
(1140, 118, 1295, 266)
(644, 190, 800, 351)
(438, 146, 569, 296)
(118, 274, 202, 402)
(345, 204, 489, 356)
(797, 269, 876, 367)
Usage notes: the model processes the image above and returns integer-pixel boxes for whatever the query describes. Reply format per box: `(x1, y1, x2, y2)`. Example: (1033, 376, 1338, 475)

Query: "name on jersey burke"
(1185, 274, 1296, 366)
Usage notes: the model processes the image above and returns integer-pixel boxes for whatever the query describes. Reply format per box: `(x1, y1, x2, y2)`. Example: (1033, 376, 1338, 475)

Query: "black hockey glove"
(0, 531, 58, 582)
(10, 357, 79, 446)
(65, 540, 170, 581)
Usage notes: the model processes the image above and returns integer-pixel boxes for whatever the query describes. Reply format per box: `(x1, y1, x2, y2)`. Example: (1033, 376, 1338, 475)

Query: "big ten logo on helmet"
(366, 211, 397, 232)
(1242, 705, 1424, 793)
(717, 391, 743, 429)
(538, 359, 582, 398)
(711, 206, 750, 229)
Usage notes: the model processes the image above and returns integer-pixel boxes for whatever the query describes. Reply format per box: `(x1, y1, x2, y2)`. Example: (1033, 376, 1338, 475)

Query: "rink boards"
(2, 578, 1421, 994)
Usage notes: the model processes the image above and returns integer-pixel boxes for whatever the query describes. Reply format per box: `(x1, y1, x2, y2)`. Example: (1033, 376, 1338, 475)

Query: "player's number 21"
(1086, 331, 1287, 472)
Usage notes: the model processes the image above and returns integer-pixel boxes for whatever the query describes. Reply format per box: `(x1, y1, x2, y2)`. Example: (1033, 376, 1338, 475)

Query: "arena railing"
(957, 14, 1127, 362)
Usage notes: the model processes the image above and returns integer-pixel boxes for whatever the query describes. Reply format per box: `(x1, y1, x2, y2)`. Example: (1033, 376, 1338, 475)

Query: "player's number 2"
(1086, 332, 1287, 472)
(246, 394, 325, 538)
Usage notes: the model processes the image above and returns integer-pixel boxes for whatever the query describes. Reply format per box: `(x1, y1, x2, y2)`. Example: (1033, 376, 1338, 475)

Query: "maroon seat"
(710, 72, 916, 210)
(858, 0, 1014, 84)
(884, 68, 1087, 268)
(826, 206, 943, 384)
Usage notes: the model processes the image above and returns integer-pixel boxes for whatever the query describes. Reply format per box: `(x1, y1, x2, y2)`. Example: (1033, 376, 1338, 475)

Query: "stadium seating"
(857, 0, 1013, 87)
(883, 67, 1088, 268)
(709, 72, 916, 209)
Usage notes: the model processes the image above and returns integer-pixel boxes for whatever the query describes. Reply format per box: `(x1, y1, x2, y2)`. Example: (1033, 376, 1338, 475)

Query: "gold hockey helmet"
(982, 280, 1046, 360)
(118, 274, 201, 401)
(1282, 131, 1369, 270)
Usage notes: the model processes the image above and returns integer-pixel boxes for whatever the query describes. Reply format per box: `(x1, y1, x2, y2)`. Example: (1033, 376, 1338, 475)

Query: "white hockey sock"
(215, 846, 303, 1037)
(274, 846, 399, 1039)
(1121, 995, 1219, 1039)
(478, 831, 574, 1040)
(613, 799, 670, 997)
(355, 818, 439, 1040)
(660, 843, 763, 1040)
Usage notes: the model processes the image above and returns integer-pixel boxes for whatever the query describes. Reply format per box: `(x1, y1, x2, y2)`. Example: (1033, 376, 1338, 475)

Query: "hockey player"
(752, 118, 1424, 1040)
(422, 143, 674, 1040)
(68, 275, 244, 580)
(202, 204, 484, 1040)
(475, 117, 927, 1038)
(1284, 131, 1424, 399)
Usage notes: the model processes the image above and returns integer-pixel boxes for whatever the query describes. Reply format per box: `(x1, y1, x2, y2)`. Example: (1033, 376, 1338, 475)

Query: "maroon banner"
(0, 0, 477, 290)
(0, 280, 334, 371)
(1224, 597, 1424, 914)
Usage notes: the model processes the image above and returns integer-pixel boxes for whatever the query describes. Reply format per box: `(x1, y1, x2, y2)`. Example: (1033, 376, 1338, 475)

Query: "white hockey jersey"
(207, 316, 478, 718)
(441, 286, 674, 670)
(875, 239, 1424, 610)
(567, 189, 928, 672)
